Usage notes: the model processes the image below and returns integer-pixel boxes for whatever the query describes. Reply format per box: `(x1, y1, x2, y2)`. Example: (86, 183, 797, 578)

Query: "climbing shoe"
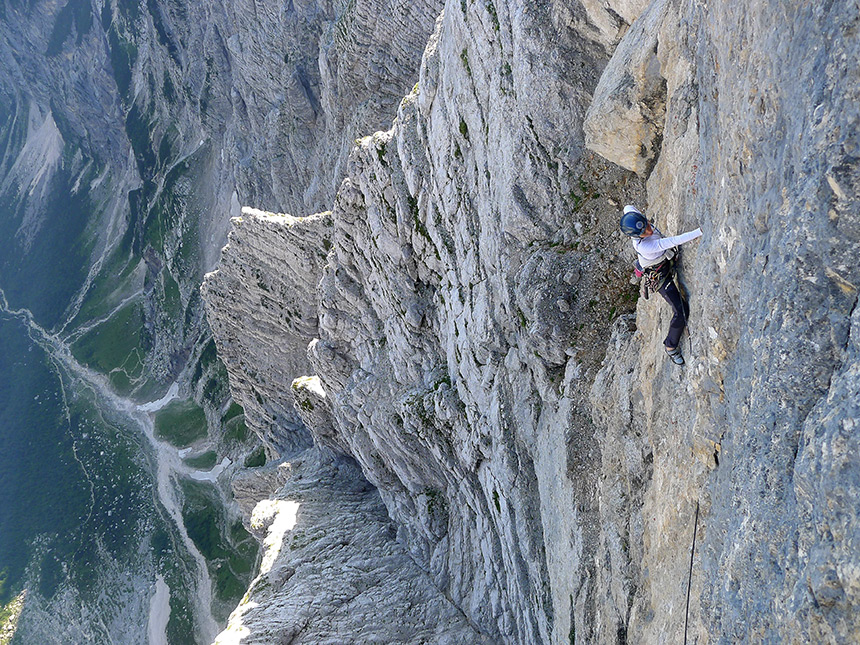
(666, 346, 685, 365)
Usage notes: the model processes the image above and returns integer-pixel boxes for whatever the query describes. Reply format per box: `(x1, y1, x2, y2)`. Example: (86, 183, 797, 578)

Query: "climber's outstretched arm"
(637, 228, 702, 255)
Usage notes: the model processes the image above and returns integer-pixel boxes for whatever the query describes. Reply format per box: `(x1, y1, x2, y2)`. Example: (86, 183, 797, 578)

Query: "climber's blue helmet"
(620, 205, 648, 237)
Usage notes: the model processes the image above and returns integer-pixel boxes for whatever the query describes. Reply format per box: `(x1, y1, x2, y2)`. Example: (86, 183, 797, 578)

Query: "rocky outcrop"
(216, 449, 489, 644)
(583, 0, 669, 176)
(203, 0, 860, 644)
(201, 208, 332, 455)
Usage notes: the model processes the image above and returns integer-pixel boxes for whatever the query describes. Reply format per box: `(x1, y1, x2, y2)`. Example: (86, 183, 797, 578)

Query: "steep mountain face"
(204, 0, 860, 643)
(0, 0, 444, 641)
(589, 1, 860, 642)
(0, 0, 444, 365)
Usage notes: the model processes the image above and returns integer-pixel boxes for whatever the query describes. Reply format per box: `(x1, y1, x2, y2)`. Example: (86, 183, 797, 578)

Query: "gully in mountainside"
(620, 205, 703, 365)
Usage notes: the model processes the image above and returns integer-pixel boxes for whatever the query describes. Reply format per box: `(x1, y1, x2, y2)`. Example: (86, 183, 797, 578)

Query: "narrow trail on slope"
(0, 288, 220, 644)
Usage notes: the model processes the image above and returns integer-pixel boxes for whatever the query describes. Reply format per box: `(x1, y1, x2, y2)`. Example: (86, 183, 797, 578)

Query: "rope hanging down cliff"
(684, 500, 700, 645)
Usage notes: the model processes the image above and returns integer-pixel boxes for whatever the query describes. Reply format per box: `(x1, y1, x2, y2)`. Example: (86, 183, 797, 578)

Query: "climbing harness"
(638, 252, 677, 300)
(644, 257, 676, 294)
(683, 500, 700, 645)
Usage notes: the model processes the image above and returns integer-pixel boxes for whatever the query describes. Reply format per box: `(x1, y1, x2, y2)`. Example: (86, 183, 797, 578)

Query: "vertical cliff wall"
(204, 0, 860, 643)
(588, 1, 860, 642)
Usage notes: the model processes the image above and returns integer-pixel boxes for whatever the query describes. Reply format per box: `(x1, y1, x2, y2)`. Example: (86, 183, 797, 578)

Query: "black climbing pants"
(658, 279, 689, 349)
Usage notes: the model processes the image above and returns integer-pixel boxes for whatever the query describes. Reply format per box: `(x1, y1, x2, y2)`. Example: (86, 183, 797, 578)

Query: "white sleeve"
(638, 228, 702, 254)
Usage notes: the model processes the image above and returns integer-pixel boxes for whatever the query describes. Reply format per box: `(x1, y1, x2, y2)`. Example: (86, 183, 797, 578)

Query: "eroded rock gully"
(203, 0, 860, 642)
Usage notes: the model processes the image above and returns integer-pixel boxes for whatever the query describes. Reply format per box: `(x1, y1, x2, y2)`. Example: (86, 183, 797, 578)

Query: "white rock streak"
(138, 382, 180, 413)
(250, 500, 300, 575)
(189, 457, 233, 483)
(146, 577, 171, 645)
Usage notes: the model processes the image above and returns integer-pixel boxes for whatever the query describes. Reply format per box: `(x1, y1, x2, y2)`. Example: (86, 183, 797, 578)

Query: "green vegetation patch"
(139, 150, 204, 282)
(71, 248, 142, 328)
(180, 482, 224, 561)
(161, 73, 176, 103)
(117, 0, 140, 21)
(160, 271, 182, 321)
(166, 591, 195, 645)
(154, 399, 208, 448)
(157, 125, 177, 169)
(183, 450, 218, 470)
(223, 410, 248, 444)
(70, 302, 145, 377)
(107, 28, 137, 98)
(569, 175, 600, 213)
(486, 0, 500, 31)
(192, 339, 218, 386)
(0, 589, 25, 643)
(179, 481, 259, 615)
(243, 446, 266, 468)
(460, 49, 472, 77)
(125, 101, 156, 177)
(223, 402, 244, 422)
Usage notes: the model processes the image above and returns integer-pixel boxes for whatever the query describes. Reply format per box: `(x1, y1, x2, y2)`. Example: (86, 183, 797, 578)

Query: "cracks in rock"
(642, 119, 665, 180)
(794, 287, 859, 442)
(604, 6, 628, 37)
(640, 74, 668, 180)
(294, 65, 321, 119)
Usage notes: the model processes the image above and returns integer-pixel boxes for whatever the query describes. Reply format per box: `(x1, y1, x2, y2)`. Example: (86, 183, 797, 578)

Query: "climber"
(620, 205, 702, 365)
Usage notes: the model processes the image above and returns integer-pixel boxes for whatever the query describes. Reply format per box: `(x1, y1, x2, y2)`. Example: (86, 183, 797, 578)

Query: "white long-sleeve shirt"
(633, 227, 702, 267)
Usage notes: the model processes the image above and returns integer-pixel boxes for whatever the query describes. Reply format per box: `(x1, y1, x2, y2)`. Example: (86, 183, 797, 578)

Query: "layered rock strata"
(215, 449, 488, 644)
(201, 208, 332, 455)
(205, 0, 860, 644)
(207, 0, 646, 641)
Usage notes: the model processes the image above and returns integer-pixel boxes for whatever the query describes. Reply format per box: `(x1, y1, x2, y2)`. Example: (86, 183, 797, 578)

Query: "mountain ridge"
(203, 0, 860, 642)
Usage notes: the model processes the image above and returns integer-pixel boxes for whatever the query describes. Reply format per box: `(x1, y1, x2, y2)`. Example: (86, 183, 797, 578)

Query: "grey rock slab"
(215, 448, 491, 645)
(583, 0, 670, 176)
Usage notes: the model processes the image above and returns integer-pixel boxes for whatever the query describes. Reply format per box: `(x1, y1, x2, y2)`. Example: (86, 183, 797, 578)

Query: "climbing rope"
(683, 500, 700, 645)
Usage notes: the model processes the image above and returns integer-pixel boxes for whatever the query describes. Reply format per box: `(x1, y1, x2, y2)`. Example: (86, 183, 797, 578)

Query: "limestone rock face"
(230, 462, 295, 537)
(201, 208, 332, 455)
(587, 1, 860, 643)
(215, 449, 489, 645)
(583, 0, 669, 176)
(209, 1, 645, 640)
(221, 0, 446, 215)
(203, 0, 860, 644)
